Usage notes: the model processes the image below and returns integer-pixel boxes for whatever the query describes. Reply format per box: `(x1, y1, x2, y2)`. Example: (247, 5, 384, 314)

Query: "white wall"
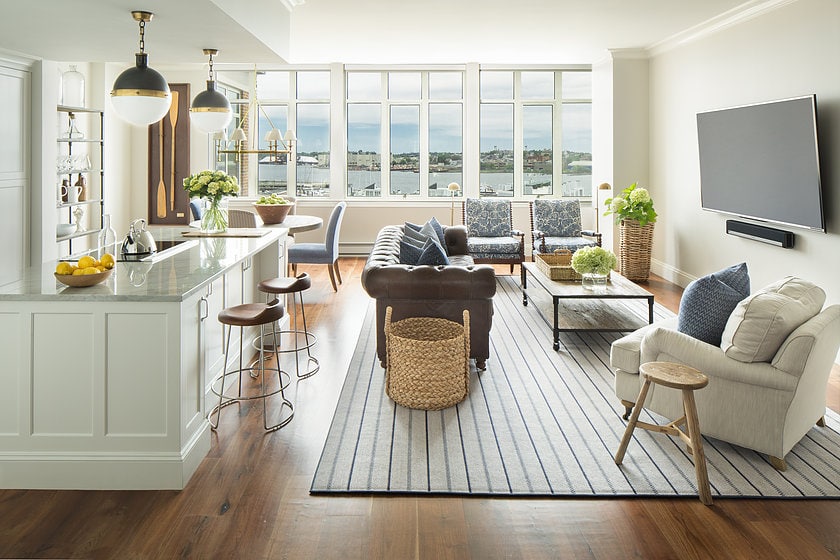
(648, 0, 840, 303)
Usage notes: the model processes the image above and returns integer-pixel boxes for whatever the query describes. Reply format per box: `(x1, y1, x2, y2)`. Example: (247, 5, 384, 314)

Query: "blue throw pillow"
(714, 262, 750, 297)
(677, 263, 751, 345)
(399, 239, 424, 265)
(406, 218, 447, 253)
(416, 237, 450, 266)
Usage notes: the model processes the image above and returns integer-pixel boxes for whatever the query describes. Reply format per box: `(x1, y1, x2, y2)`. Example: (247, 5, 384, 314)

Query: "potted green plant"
(571, 246, 617, 291)
(603, 182, 657, 281)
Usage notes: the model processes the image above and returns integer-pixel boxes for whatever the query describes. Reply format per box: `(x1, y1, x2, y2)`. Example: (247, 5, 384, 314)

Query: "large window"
(479, 69, 592, 198)
(214, 66, 589, 200)
(346, 70, 464, 199)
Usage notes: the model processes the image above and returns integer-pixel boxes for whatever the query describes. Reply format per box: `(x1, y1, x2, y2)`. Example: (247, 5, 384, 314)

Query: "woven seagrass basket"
(384, 306, 470, 410)
(619, 219, 654, 281)
(534, 249, 581, 281)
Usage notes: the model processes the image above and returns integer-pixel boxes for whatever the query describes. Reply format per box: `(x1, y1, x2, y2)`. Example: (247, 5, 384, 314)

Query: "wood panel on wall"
(148, 83, 190, 225)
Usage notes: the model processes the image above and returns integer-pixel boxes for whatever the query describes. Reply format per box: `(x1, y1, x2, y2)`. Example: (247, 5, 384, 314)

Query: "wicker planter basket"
(619, 219, 654, 281)
(384, 306, 470, 410)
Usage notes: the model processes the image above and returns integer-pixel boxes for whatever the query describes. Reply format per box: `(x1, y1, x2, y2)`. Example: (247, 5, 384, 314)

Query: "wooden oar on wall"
(156, 116, 166, 218)
(169, 90, 179, 212)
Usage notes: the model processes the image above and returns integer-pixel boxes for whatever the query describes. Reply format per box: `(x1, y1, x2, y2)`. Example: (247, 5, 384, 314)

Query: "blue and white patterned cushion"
(539, 236, 598, 253)
(534, 199, 582, 237)
(465, 198, 511, 238)
(416, 237, 450, 266)
(468, 236, 521, 255)
(677, 263, 751, 345)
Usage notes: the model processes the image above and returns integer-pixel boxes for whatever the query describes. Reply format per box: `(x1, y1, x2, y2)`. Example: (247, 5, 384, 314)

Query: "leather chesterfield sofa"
(362, 224, 496, 370)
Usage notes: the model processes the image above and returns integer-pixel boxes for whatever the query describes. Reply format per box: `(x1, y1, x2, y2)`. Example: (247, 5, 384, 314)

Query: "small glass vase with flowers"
(183, 170, 240, 233)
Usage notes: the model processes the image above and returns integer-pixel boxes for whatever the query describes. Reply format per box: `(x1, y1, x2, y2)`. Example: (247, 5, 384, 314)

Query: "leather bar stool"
(255, 272, 320, 380)
(209, 297, 294, 432)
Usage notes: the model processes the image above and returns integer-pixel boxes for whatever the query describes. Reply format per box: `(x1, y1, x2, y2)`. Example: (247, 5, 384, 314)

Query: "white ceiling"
(0, 0, 755, 65)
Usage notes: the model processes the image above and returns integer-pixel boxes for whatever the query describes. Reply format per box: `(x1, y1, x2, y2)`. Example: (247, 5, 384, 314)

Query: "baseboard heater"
(726, 219, 794, 248)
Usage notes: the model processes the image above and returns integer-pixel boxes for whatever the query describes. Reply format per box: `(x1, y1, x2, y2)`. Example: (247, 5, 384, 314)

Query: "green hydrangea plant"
(183, 170, 240, 203)
(603, 182, 657, 226)
(571, 246, 617, 275)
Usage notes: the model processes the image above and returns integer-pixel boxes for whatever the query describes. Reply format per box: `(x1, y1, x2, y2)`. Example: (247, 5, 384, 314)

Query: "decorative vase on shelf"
(200, 198, 228, 234)
(61, 65, 85, 107)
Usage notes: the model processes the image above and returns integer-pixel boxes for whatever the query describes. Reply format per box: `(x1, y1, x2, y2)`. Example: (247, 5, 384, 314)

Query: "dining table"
(261, 213, 323, 234)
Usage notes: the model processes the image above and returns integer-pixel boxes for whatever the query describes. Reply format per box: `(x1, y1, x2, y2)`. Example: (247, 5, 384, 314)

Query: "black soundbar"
(726, 219, 794, 248)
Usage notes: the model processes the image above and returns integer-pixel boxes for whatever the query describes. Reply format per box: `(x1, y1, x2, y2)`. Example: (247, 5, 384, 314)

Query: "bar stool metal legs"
(209, 298, 294, 432)
(254, 273, 320, 380)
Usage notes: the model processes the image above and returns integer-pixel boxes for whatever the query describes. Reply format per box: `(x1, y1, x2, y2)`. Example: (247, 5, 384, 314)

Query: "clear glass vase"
(581, 272, 608, 292)
(201, 198, 227, 233)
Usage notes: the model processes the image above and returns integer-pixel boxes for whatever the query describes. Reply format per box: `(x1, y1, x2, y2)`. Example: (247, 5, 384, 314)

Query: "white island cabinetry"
(0, 228, 286, 490)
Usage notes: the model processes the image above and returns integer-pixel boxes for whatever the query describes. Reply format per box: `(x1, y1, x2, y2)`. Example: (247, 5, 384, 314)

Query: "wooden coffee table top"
(523, 262, 653, 299)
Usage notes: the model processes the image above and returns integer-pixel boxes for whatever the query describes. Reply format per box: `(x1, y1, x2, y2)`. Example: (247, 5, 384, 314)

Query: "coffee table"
(521, 262, 655, 350)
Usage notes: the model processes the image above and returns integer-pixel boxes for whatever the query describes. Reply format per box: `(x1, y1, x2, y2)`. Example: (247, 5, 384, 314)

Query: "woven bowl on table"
(55, 268, 113, 287)
(253, 203, 295, 225)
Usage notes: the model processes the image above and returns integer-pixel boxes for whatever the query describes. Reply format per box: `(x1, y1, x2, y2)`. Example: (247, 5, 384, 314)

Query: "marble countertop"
(0, 226, 286, 302)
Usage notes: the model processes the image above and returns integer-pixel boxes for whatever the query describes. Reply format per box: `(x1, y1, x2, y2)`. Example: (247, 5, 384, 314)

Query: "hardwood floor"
(1, 258, 838, 559)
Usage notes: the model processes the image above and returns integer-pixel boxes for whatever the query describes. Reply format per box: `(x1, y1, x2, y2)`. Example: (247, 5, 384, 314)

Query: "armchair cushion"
(676, 262, 750, 345)
(721, 276, 825, 363)
(533, 199, 582, 237)
(467, 236, 521, 256)
(538, 236, 598, 254)
(465, 198, 511, 237)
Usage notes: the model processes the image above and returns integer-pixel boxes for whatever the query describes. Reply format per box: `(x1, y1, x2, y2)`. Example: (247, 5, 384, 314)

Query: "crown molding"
(648, 0, 799, 56)
(609, 48, 650, 60)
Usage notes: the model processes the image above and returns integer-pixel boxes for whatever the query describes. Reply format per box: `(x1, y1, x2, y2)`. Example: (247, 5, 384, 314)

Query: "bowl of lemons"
(253, 194, 294, 225)
(55, 253, 116, 287)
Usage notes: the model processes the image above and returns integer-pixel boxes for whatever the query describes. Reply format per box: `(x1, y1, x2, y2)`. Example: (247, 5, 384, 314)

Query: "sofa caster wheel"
(476, 359, 486, 371)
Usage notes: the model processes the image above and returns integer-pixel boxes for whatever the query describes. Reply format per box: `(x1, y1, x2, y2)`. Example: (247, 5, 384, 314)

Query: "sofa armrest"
(640, 326, 797, 391)
(444, 225, 469, 256)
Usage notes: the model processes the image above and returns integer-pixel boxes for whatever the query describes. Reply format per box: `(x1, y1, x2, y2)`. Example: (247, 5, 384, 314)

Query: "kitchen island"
(0, 227, 287, 489)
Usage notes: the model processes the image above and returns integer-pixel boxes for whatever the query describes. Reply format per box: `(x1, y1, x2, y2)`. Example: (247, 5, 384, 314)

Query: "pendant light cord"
(138, 20, 146, 54)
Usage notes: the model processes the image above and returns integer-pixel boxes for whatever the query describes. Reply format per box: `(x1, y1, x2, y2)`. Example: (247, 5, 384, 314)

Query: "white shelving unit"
(56, 105, 104, 259)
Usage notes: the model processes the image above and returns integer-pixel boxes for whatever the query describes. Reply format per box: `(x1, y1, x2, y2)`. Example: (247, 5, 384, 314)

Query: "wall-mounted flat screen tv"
(697, 95, 824, 232)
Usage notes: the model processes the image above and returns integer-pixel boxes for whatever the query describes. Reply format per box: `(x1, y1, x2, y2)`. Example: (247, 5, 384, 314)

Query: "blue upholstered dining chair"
(529, 199, 601, 259)
(288, 201, 347, 292)
(461, 198, 525, 279)
(189, 199, 204, 221)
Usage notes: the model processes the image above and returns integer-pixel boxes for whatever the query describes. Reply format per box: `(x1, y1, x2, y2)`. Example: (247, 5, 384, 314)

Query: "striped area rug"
(311, 276, 840, 497)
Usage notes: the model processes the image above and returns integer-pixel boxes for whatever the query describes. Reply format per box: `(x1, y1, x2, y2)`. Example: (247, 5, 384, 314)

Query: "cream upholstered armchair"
(611, 276, 840, 471)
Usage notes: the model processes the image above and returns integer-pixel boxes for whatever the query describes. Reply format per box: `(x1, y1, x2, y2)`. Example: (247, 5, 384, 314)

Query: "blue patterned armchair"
(462, 198, 525, 280)
(529, 199, 601, 259)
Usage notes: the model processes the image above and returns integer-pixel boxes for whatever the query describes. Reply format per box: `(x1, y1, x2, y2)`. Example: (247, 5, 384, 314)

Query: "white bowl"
(56, 223, 75, 238)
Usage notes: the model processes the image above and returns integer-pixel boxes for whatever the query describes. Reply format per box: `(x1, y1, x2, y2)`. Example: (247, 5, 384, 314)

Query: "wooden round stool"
(209, 298, 294, 432)
(614, 361, 713, 505)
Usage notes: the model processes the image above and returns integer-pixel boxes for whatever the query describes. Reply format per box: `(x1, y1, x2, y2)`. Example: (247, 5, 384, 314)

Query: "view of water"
(259, 165, 591, 198)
